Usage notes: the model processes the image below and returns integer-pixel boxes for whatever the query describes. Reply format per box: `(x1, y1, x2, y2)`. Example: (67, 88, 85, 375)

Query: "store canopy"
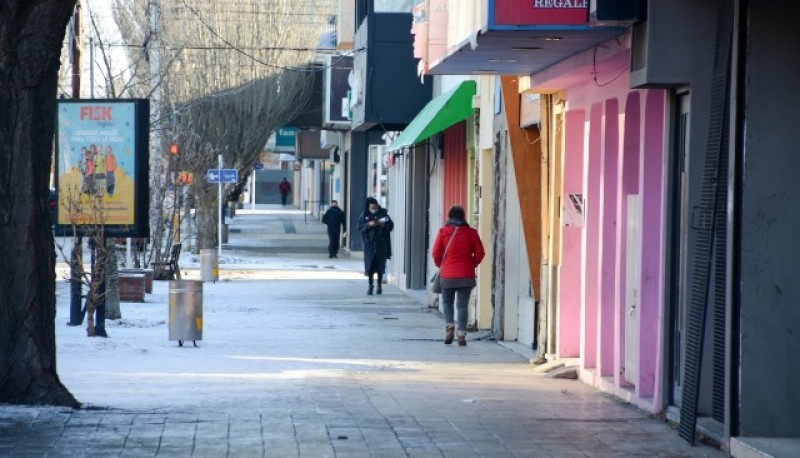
(387, 80, 476, 152)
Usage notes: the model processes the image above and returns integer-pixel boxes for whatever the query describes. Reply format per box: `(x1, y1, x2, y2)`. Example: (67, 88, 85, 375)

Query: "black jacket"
(357, 208, 394, 275)
(322, 206, 346, 233)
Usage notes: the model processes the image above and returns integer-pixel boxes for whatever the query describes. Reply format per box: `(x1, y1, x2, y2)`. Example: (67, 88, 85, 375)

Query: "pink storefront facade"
(531, 36, 669, 412)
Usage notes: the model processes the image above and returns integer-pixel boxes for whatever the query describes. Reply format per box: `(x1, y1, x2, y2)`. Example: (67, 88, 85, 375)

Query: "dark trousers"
(281, 193, 288, 205)
(327, 230, 340, 256)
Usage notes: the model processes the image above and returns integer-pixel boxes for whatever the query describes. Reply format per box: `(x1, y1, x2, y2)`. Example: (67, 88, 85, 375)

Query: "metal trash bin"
(169, 280, 202, 347)
(200, 248, 218, 282)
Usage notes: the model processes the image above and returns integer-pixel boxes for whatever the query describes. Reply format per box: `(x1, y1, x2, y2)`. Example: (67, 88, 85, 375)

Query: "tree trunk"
(0, 0, 80, 407)
(105, 238, 121, 320)
(196, 195, 218, 250)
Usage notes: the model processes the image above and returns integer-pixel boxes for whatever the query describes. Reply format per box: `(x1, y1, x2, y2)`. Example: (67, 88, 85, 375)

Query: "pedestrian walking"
(278, 178, 291, 206)
(227, 185, 242, 219)
(357, 197, 393, 295)
(322, 200, 346, 258)
(432, 205, 485, 346)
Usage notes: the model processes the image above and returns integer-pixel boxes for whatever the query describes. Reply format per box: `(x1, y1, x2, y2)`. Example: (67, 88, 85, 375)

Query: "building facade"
(325, 0, 800, 455)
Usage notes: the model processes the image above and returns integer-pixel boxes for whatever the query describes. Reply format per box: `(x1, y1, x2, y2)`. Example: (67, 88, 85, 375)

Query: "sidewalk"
(0, 209, 724, 457)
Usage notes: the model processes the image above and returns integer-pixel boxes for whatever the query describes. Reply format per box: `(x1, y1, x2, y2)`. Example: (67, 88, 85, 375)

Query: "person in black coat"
(322, 200, 346, 258)
(357, 197, 394, 295)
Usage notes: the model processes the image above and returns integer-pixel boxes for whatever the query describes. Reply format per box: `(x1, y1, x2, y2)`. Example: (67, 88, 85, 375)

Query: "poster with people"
(57, 102, 138, 226)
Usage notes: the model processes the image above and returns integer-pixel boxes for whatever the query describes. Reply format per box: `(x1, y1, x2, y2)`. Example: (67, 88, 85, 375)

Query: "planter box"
(118, 273, 145, 302)
(120, 268, 154, 294)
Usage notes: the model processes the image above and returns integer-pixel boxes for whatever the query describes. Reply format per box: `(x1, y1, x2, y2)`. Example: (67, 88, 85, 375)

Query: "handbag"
(430, 270, 442, 294)
(430, 226, 460, 294)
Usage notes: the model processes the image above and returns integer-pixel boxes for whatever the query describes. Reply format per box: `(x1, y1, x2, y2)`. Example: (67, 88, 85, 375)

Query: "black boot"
(376, 285, 382, 295)
(367, 284, 374, 295)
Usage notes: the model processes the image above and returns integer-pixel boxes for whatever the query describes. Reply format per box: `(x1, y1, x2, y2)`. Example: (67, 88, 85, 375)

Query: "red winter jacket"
(432, 223, 485, 279)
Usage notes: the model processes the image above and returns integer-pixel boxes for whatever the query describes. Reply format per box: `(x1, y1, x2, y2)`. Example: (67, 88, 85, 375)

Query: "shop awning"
(387, 80, 476, 152)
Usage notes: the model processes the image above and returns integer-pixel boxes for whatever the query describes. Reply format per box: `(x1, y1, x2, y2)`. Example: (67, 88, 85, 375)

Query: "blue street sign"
(208, 168, 238, 183)
(253, 163, 265, 171)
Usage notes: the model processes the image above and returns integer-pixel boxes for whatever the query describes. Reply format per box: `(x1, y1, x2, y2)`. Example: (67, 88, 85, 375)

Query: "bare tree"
(0, 0, 80, 407)
(174, 74, 314, 249)
(55, 186, 117, 336)
(112, 0, 334, 258)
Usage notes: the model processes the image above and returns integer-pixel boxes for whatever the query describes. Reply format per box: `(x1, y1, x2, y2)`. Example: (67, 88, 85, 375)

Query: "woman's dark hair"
(364, 197, 379, 212)
(448, 205, 466, 220)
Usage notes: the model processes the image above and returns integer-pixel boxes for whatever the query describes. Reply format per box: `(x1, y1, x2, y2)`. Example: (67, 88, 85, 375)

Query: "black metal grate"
(712, 105, 730, 423)
(678, 0, 734, 445)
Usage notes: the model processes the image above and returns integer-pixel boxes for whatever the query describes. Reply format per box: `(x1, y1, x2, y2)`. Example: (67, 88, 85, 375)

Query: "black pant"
(281, 193, 288, 205)
(327, 230, 340, 257)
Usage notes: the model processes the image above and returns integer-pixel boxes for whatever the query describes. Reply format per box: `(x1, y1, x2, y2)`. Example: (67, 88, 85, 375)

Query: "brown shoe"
(457, 334, 466, 346)
(444, 324, 454, 345)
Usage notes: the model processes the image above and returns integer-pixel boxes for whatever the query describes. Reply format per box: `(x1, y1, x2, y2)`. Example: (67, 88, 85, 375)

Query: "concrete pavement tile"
(406, 450, 446, 458)
(85, 444, 126, 453)
(83, 452, 123, 458)
(264, 446, 299, 457)
(152, 448, 195, 457)
(510, 448, 556, 457)
(436, 445, 481, 458)
(66, 416, 102, 426)
(365, 447, 409, 458)
(47, 450, 93, 458)
(158, 436, 195, 449)
(95, 424, 131, 435)
(227, 445, 266, 456)
(296, 444, 335, 457)
(469, 440, 513, 455)
(330, 442, 372, 456)
(14, 435, 61, 447)
(98, 414, 136, 425)
(121, 441, 159, 454)
(189, 445, 231, 457)
(88, 435, 129, 447)
(119, 452, 161, 458)
(263, 434, 298, 446)
(13, 449, 59, 457)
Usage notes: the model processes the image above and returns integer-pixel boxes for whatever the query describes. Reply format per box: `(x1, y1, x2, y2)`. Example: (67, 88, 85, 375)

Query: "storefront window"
(375, 0, 416, 13)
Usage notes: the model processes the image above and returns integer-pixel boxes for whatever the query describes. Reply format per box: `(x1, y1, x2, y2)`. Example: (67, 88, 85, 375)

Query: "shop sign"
(492, 0, 589, 26)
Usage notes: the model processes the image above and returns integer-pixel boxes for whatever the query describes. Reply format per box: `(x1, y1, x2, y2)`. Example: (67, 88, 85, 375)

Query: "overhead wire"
(175, 0, 347, 72)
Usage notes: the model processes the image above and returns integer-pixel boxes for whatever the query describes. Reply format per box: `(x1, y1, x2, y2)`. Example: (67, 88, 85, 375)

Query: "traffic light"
(169, 143, 179, 155)
(177, 171, 193, 185)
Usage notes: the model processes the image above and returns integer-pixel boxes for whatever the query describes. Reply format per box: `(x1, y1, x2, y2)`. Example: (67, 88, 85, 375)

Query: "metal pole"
(218, 154, 222, 261)
(251, 171, 256, 210)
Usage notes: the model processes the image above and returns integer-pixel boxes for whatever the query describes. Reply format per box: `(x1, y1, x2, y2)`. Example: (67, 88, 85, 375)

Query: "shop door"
(669, 92, 691, 406)
(624, 194, 640, 384)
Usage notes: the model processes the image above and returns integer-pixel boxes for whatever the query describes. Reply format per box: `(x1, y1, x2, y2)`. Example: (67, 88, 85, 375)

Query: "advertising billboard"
(55, 99, 150, 237)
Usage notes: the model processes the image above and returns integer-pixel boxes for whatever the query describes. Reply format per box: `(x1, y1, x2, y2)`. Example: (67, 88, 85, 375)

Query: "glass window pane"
(375, 0, 417, 13)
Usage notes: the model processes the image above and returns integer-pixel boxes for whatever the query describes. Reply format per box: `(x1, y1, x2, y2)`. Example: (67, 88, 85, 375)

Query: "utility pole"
(89, 35, 94, 98)
(68, 0, 84, 327)
(218, 154, 223, 261)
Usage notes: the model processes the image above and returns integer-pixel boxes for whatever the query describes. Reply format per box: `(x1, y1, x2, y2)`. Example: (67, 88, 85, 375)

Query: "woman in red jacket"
(432, 205, 485, 346)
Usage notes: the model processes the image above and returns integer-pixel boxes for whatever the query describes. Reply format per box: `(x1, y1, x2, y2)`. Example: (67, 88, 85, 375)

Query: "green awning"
(387, 80, 476, 152)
